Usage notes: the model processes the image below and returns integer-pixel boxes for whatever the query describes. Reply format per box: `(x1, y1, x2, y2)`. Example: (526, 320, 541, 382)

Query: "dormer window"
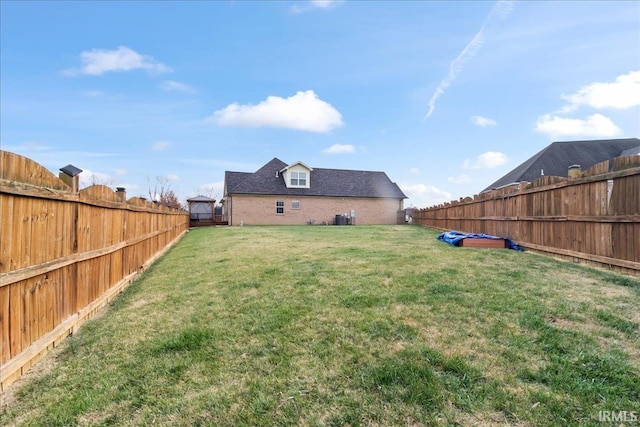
(281, 161, 312, 189)
(290, 171, 307, 187)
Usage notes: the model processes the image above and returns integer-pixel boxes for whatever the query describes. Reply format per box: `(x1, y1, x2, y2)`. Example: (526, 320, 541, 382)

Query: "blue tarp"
(437, 231, 522, 251)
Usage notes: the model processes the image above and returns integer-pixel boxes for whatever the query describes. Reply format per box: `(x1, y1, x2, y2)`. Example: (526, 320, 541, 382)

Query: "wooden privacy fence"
(0, 151, 189, 390)
(413, 156, 639, 276)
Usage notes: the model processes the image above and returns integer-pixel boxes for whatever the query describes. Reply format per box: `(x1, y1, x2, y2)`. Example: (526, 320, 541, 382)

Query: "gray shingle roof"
(620, 146, 640, 157)
(484, 138, 640, 191)
(225, 158, 407, 199)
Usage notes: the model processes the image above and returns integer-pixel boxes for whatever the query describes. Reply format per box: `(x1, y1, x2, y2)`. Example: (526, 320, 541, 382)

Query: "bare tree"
(159, 189, 182, 210)
(195, 186, 219, 201)
(195, 182, 224, 202)
(147, 176, 183, 209)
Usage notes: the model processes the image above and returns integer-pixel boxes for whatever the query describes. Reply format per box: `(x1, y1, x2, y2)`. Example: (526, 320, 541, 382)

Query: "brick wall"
(227, 194, 404, 225)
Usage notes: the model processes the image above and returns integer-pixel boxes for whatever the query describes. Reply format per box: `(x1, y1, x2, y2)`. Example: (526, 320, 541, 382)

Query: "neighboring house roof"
(620, 146, 640, 157)
(484, 138, 640, 191)
(225, 158, 407, 199)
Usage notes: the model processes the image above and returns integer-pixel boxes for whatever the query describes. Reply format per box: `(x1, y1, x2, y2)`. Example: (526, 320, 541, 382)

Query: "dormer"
(280, 161, 313, 189)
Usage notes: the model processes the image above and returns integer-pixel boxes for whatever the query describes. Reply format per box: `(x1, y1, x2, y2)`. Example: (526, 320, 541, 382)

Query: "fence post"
(58, 164, 82, 194)
(116, 187, 127, 204)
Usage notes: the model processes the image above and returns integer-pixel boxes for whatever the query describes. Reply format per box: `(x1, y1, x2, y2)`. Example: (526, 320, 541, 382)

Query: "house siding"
(227, 194, 403, 226)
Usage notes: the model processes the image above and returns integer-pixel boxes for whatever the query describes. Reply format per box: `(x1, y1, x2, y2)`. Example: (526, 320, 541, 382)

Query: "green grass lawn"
(1, 225, 639, 426)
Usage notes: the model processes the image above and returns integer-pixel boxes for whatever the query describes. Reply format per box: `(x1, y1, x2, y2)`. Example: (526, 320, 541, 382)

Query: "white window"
(292, 200, 300, 209)
(290, 171, 307, 187)
(276, 200, 285, 215)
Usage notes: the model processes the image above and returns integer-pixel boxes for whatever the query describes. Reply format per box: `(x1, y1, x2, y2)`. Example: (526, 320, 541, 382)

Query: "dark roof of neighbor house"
(620, 146, 640, 157)
(484, 138, 640, 191)
(225, 158, 407, 199)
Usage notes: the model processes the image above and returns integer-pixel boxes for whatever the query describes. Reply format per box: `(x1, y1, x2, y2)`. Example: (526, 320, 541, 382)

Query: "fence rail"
(0, 151, 189, 390)
(413, 156, 639, 276)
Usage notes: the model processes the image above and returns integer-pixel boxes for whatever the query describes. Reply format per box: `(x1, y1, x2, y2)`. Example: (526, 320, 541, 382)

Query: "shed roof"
(187, 195, 216, 202)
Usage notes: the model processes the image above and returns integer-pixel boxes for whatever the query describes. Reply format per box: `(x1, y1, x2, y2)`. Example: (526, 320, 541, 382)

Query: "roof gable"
(280, 160, 313, 173)
(484, 138, 640, 191)
(225, 158, 287, 194)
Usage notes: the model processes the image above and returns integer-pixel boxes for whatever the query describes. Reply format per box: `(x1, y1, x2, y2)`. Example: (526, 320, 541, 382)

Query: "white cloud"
(311, 0, 341, 8)
(210, 90, 344, 133)
(471, 115, 497, 127)
(79, 169, 113, 188)
(83, 90, 104, 97)
(447, 174, 472, 184)
(119, 183, 140, 192)
(410, 167, 421, 175)
(561, 71, 640, 112)
(64, 46, 172, 76)
(159, 80, 197, 94)
(291, 0, 343, 13)
(322, 144, 355, 154)
(20, 141, 50, 151)
(401, 183, 453, 208)
(535, 113, 621, 138)
(464, 151, 507, 169)
(424, 32, 484, 120)
(424, 0, 514, 120)
(115, 168, 127, 176)
(153, 141, 171, 151)
(167, 174, 180, 181)
(536, 72, 635, 138)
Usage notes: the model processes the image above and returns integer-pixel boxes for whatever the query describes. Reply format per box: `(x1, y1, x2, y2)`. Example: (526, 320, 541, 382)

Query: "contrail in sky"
(424, 0, 514, 120)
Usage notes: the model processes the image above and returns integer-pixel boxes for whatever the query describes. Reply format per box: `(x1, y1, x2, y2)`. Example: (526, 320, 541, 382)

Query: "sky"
(1, 0, 639, 208)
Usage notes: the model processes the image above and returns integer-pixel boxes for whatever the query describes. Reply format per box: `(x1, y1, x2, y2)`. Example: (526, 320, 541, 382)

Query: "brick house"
(222, 158, 407, 226)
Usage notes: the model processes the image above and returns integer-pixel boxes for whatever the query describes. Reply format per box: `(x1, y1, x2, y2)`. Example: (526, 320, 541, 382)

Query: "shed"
(187, 195, 221, 227)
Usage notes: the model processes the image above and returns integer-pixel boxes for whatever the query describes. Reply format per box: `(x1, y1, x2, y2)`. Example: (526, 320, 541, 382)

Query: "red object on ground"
(460, 238, 506, 249)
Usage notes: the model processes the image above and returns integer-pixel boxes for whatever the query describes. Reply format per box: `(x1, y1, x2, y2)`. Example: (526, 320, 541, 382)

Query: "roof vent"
(276, 171, 279, 177)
